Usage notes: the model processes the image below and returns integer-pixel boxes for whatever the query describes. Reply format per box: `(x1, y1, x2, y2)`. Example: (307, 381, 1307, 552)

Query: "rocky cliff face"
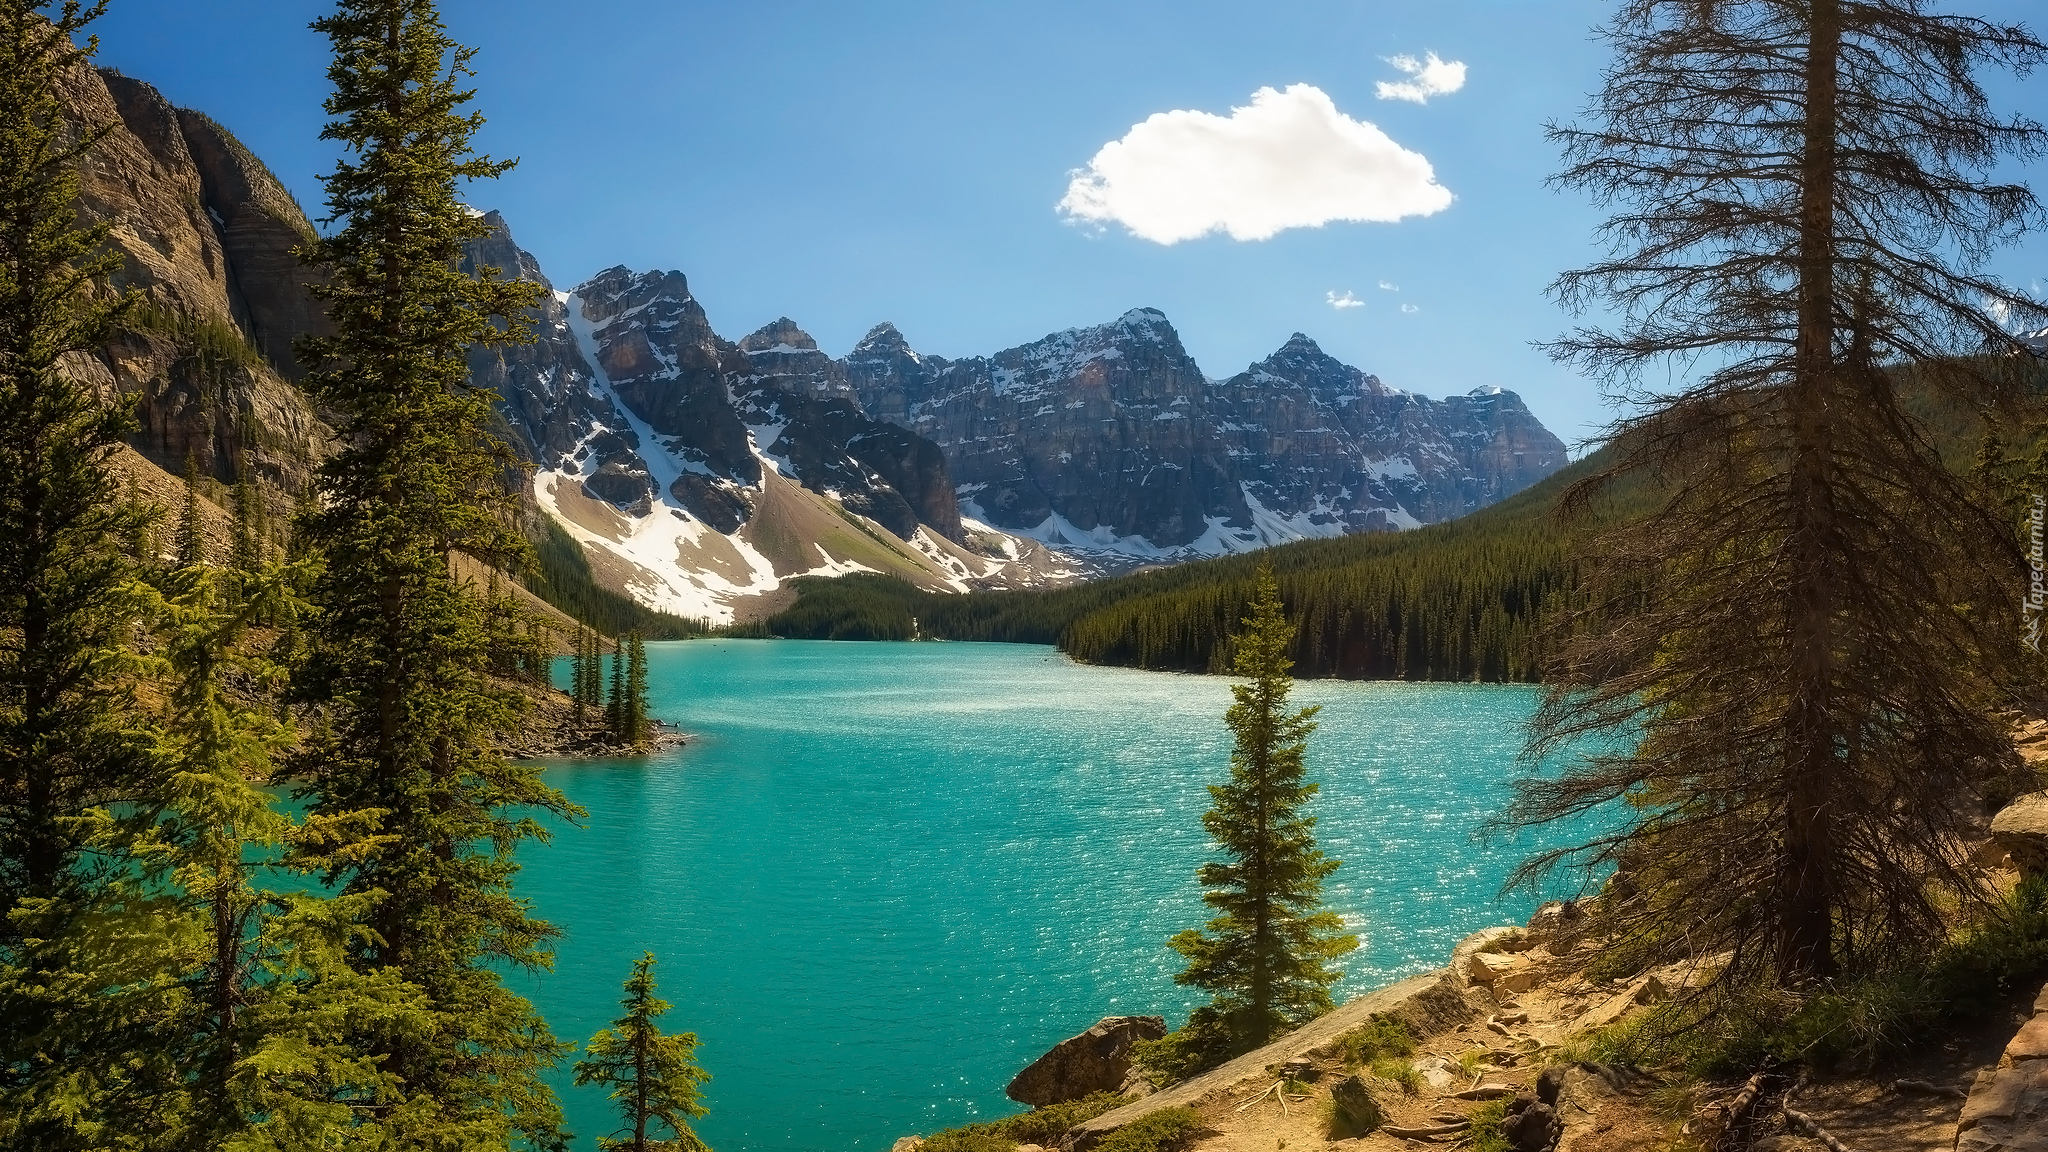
(457, 221, 1070, 623)
(847, 314, 1569, 558)
(62, 65, 325, 497)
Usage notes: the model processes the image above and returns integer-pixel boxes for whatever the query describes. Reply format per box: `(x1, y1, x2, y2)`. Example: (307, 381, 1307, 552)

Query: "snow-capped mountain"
(847, 313, 1569, 560)
(463, 214, 1077, 625)
(465, 213, 1568, 620)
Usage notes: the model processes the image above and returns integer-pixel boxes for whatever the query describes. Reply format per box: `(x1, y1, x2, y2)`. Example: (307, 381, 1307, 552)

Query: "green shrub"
(1131, 1010, 1234, 1086)
(918, 1092, 1128, 1152)
(1093, 1108, 1207, 1152)
(1370, 1058, 1422, 1095)
(1338, 1016, 1417, 1067)
(1466, 1097, 1512, 1152)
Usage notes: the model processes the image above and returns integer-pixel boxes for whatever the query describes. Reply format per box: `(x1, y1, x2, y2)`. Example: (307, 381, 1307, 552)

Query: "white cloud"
(1400, 303, 1421, 314)
(1377, 52, 1467, 104)
(1327, 290, 1365, 310)
(1378, 280, 1400, 292)
(1057, 84, 1455, 244)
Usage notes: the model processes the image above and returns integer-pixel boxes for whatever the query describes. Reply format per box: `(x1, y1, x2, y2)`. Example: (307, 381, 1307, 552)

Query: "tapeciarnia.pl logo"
(2027, 494, 2045, 654)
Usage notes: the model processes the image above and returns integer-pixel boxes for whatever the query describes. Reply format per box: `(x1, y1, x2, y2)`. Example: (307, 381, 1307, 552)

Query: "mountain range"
(63, 63, 1571, 627)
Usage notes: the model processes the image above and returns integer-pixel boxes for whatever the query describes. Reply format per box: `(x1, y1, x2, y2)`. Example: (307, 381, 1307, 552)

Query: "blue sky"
(92, 0, 2048, 443)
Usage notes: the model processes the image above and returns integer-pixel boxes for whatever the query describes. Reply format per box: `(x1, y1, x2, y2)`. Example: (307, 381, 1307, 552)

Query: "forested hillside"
(760, 443, 1651, 680)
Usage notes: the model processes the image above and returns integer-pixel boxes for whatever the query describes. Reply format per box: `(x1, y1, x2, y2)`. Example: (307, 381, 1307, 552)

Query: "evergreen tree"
(290, 2, 578, 1146)
(606, 637, 624, 739)
(623, 631, 649, 747)
(176, 454, 204, 569)
(573, 953, 710, 1152)
(1509, 0, 2048, 987)
(1159, 566, 1355, 1065)
(229, 458, 264, 577)
(138, 562, 423, 1150)
(0, 4, 169, 1144)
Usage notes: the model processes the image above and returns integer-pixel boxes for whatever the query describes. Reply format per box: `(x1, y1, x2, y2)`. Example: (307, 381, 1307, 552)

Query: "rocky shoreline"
(892, 780, 2048, 1152)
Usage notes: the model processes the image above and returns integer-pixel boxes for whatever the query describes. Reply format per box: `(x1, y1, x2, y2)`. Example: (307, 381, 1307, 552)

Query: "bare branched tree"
(1506, 0, 2048, 988)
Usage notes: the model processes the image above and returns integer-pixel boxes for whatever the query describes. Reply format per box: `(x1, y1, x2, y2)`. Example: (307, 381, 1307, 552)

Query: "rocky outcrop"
(1955, 981, 2048, 1151)
(1005, 1016, 1166, 1107)
(1990, 792, 2048, 875)
(847, 314, 1568, 560)
(64, 65, 324, 496)
(171, 106, 328, 380)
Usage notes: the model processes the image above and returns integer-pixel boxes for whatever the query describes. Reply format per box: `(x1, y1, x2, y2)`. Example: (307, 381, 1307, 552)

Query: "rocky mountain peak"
(739, 318, 819, 354)
(1247, 332, 1398, 404)
(852, 322, 916, 359)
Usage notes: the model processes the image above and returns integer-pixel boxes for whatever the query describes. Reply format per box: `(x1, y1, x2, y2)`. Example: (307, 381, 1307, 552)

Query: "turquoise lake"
(525, 640, 1591, 1152)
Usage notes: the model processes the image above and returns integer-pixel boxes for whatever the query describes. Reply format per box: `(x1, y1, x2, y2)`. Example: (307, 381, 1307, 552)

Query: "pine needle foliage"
(573, 952, 711, 1152)
(131, 562, 426, 1152)
(0, 5, 164, 1144)
(289, 2, 579, 1146)
(176, 455, 204, 568)
(1162, 565, 1356, 1063)
(620, 631, 649, 747)
(1505, 0, 2048, 989)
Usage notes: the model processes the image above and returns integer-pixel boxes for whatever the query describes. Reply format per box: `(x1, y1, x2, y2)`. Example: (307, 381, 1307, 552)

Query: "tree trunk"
(1782, 0, 1843, 984)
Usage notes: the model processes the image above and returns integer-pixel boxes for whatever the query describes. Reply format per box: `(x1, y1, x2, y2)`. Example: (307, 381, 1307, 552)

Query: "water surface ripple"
(525, 640, 1588, 1152)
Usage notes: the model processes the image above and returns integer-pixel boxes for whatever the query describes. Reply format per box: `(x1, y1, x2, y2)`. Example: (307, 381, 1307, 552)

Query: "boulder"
(1005, 1015, 1166, 1107)
(1414, 1055, 1459, 1090)
(1469, 952, 1541, 993)
(891, 1139, 924, 1152)
(1501, 1092, 1560, 1152)
(1991, 792, 2048, 875)
(1955, 1063, 2048, 1151)
(1449, 926, 1525, 988)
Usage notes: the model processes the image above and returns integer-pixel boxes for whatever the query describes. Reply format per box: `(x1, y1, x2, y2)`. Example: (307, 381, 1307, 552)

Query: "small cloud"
(1987, 296, 2015, 330)
(1327, 291, 1365, 310)
(1377, 52, 1467, 104)
(1058, 84, 1454, 244)
(1378, 280, 1400, 292)
(1400, 303, 1421, 314)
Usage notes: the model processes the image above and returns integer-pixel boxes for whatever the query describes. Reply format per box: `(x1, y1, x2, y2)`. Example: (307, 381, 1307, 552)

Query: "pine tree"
(290, 2, 578, 1146)
(606, 637, 625, 740)
(138, 562, 423, 1150)
(0, 4, 172, 1145)
(1160, 566, 1356, 1066)
(573, 627, 596, 721)
(1509, 0, 2048, 988)
(623, 631, 649, 747)
(229, 457, 264, 577)
(176, 454, 204, 569)
(573, 953, 710, 1152)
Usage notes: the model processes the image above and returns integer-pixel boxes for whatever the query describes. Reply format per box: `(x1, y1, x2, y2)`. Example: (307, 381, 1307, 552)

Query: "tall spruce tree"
(290, 2, 578, 1146)
(606, 638, 624, 739)
(1508, 0, 2048, 989)
(138, 562, 424, 1150)
(622, 631, 648, 747)
(573, 953, 710, 1152)
(0, 4, 169, 1145)
(1159, 566, 1355, 1066)
(175, 455, 203, 569)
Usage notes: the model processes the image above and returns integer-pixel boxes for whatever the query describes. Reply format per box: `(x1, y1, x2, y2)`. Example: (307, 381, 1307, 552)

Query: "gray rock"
(847, 318, 1569, 563)
(1004, 1016, 1166, 1107)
